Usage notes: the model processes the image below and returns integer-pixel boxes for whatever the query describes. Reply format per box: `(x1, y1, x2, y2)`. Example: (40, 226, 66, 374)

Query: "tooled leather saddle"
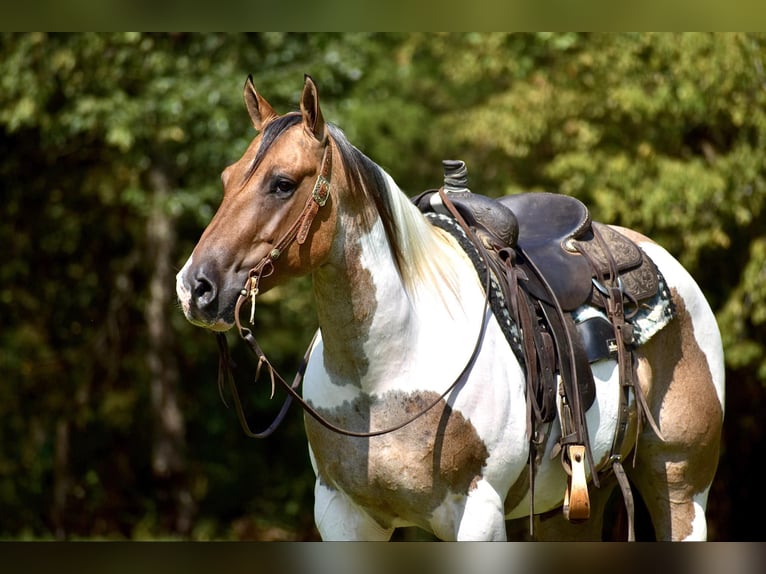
(412, 160, 667, 536)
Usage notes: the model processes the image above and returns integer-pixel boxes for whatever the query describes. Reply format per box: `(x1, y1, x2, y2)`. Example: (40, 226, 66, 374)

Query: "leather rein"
(216, 138, 494, 439)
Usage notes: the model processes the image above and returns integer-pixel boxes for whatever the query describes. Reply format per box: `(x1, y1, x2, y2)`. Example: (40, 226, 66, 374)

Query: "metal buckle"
(312, 175, 330, 206)
(592, 276, 625, 298)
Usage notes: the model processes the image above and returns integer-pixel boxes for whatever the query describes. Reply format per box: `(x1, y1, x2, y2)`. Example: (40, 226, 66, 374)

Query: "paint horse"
(176, 75, 725, 541)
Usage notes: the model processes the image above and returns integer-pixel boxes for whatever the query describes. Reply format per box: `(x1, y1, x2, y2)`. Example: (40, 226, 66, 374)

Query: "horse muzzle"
(176, 258, 242, 332)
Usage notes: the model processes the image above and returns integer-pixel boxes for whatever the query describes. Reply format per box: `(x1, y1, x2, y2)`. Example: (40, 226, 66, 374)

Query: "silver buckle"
(312, 175, 330, 206)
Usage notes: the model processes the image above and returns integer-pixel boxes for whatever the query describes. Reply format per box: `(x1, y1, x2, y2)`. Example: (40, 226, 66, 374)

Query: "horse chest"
(304, 389, 491, 525)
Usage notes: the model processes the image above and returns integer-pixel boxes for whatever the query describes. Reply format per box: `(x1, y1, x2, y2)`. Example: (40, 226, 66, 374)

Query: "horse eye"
(271, 177, 296, 198)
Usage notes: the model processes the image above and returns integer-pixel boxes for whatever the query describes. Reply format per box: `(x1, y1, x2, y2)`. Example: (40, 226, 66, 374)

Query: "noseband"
(217, 139, 492, 439)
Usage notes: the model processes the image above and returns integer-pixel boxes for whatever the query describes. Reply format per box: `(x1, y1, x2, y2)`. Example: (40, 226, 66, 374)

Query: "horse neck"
(311, 174, 476, 390)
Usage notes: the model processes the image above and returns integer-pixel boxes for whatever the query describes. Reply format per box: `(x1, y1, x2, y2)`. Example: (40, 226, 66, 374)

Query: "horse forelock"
(242, 113, 303, 185)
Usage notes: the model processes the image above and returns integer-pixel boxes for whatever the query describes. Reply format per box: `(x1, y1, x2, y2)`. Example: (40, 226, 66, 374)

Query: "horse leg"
(606, 229, 724, 541)
(451, 478, 507, 541)
(627, 442, 714, 541)
(627, 295, 724, 541)
(313, 481, 394, 541)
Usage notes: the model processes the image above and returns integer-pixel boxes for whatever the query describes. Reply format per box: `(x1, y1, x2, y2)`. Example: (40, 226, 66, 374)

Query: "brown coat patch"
(311, 228, 378, 384)
(305, 390, 490, 529)
(632, 290, 723, 539)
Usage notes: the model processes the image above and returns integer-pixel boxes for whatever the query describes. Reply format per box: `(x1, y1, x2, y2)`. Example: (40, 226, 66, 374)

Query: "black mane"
(327, 123, 404, 270)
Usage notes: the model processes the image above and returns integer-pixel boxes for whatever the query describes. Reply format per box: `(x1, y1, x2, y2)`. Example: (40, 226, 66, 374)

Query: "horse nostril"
(192, 271, 217, 309)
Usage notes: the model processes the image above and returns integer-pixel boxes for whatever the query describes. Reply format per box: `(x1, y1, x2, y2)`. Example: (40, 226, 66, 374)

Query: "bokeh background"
(1, 32, 765, 540)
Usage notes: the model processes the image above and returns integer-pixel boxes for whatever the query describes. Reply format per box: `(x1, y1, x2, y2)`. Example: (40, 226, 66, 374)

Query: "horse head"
(176, 75, 338, 331)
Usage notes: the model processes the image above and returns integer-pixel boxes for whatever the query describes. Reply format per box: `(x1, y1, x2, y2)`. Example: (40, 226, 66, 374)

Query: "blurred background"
(1, 32, 764, 540)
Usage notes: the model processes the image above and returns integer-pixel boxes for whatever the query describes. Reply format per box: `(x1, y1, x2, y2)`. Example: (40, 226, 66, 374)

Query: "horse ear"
(300, 74, 326, 143)
(243, 75, 277, 131)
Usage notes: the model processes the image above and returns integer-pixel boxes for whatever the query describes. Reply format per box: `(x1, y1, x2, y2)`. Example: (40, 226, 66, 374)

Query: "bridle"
(236, 139, 333, 325)
(216, 136, 494, 439)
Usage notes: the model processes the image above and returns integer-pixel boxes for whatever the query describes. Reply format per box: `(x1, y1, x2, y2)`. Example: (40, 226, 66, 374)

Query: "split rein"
(215, 140, 493, 439)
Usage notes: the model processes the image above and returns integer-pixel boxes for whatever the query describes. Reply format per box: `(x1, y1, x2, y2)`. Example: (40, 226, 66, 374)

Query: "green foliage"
(1, 32, 764, 540)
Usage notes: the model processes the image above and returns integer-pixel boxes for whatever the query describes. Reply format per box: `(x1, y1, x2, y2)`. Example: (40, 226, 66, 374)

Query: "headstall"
(216, 146, 493, 439)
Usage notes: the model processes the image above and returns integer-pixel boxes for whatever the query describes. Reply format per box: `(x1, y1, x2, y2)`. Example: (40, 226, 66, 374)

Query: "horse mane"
(327, 123, 463, 302)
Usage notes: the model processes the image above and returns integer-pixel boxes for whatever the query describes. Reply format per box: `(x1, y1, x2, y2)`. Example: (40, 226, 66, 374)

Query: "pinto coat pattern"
(176, 75, 725, 541)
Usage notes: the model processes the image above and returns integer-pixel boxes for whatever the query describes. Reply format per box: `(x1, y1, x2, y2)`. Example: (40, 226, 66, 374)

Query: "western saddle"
(412, 160, 668, 540)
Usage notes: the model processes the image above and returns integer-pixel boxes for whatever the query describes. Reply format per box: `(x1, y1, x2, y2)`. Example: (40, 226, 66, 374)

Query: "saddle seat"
(498, 192, 657, 312)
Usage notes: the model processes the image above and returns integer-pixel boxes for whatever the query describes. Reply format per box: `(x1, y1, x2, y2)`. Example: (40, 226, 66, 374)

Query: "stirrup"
(562, 444, 590, 522)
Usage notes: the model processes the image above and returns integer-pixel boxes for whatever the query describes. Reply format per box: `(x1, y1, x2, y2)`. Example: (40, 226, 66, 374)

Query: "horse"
(175, 75, 725, 541)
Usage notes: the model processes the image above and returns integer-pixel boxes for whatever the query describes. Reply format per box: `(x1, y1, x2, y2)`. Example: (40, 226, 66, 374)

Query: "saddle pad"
(572, 266, 675, 352)
(426, 208, 675, 356)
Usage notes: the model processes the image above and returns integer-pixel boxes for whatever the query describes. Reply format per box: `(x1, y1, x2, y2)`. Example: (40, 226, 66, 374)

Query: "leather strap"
(612, 459, 635, 541)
